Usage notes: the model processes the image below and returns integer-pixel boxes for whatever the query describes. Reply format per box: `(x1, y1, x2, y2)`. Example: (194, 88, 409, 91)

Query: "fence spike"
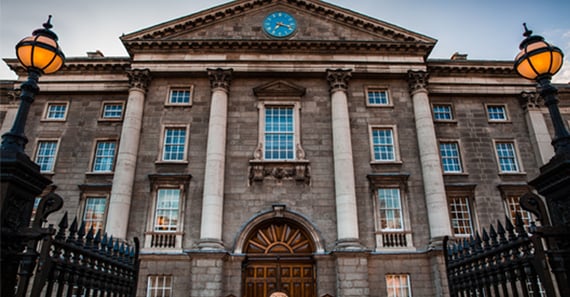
(94, 229, 102, 250)
(68, 217, 78, 242)
(113, 239, 120, 259)
(86, 226, 94, 248)
(77, 219, 86, 245)
(474, 232, 483, 251)
(489, 225, 498, 247)
(101, 233, 109, 255)
(56, 212, 69, 240)
(462, 239, 470, 257)
(108, 235, 115, 257)
(505, 216, 516, 240)
(482, 229, 490, 249)
(514, 213, 528, 237)
(497, 220, 507, 243)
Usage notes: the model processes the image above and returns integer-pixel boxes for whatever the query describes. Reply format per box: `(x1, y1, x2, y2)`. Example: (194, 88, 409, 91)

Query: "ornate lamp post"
(514, 23, 570, 295)
(0, 16, 64, 297)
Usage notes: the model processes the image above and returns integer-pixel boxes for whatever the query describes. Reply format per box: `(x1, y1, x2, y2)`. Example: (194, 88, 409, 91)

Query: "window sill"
(434, 120, 457, 124)
(366, 104, 394, 108)
(443, 172, 469, 176)
(249, 159, 310, 184)
(40, 119, 67, 122)
(164, 103, 192, 107)
(85, 171, 114, 176)
(498, 171, 527, 177)
(155, 161, 189, 165)
(98, 118, 123, 122)
(488, 120, 512, 124)
(370, 160, 403, 165)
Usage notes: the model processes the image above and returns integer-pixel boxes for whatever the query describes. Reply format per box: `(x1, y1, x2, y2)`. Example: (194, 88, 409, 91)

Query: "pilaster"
(520, 91, 554, 165)
(106, 69, 150, 238)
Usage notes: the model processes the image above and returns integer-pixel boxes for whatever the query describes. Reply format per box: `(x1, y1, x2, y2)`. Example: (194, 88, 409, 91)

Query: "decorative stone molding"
(520, 91, 543, 110)
(207, 68, 233, 92)
(367, 173, 410, 191)
(326, 69, 352, 93)
(127, 69, 151, 91)
(407, 70, 429, 95)
(249, 160, 311, 185)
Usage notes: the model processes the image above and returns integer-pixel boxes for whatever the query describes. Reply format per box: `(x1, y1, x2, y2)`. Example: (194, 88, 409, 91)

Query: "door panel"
(244, 262, 315, 297)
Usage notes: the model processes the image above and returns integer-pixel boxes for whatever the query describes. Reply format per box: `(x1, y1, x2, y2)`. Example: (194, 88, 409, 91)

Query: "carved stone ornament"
(207, 68, 233, 91)
(326, 69, 352, 93)
(520, 91, 543, 110)
(127, 69, 151, 91)
(407, 70, 429, 95)
(249, 161, 311, 185)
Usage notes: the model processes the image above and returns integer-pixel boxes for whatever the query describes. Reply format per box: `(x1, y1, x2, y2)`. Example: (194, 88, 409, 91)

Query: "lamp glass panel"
(37, 35, 57, 47)
(516, 59, 537, 80)
(528, 51, 554, 76)
(17, 45, 33, 68)
(32, 46, 56, 69)
(550, 51, 563, 74)
(43, 56, 63, 74)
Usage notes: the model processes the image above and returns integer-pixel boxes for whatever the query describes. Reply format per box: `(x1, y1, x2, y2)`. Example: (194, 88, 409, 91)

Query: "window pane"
(440, 142, 462, 173)
(93, 141, 116, 172)
(163, 128, 187, 161)
(506, 195, 533, 230)
(169, 89, 191, 104)
(35, 141, 58, 172)
(154, 189, 180, 231)
(386, 274, 411, 297)
(264, 107, 294, 160)
(449, 196, 473, 236)
(46, 103, 67, 119)
(83, 197, 106, 232)
(102, 103, 123, 118)
(378, 188, 403, 230)
(372, 128, 395, 161)
(147, 275, 173, 297)
(368, 89, 389, 105)
(433, 104, 453, 120)
(495, 142, 519, 172)
(487, 105, 507, 120)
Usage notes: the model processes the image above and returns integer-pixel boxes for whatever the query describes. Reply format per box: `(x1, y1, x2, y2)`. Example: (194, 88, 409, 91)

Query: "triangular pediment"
(253, 80, 306, 98)
(121, 0, 436, 56)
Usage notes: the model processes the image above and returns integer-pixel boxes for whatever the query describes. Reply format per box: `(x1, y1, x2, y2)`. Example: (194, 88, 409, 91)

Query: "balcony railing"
(143, 231, 183, 252)
(376, 231, 413, 250)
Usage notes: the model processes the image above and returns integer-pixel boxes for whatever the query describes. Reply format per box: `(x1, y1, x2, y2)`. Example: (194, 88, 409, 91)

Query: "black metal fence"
(443, 193, 569, 297)
(11, 194, 140, 297)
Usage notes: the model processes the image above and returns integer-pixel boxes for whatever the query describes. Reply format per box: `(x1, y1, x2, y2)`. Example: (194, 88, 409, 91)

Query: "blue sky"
(1, 0, 569, 82)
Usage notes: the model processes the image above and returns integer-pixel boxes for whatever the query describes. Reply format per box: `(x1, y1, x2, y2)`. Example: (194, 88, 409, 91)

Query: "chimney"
(451, 52, 468, 60)
(87, 50, 104, 58)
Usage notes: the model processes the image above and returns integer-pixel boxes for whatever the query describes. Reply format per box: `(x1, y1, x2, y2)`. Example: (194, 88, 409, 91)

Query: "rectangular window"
(495, 142, 520, 172)
(45, 102, 67, 120)
(386, 274, 412, 297)
(372, 127, 395, 161)
(264, 107, 294, 160)
(154, 189, 180, 232)
(101, 102, 123, 119)
(378, 188, 403, 231)
(449, 196, 474, 237)
(168, 88, 191, 105)
(433, 104, 453, 121)
(367, 88, 390, 106)
(147, 275, 172, 297)
(92, 140, 116, 172)
(505, 195, 533, 230)
(162, 127, 187, 161)
(83, 197, 107, 232)
(440, 142, 462, 173)
(487, 105, 508, 121)
(35, 140, 58, 172)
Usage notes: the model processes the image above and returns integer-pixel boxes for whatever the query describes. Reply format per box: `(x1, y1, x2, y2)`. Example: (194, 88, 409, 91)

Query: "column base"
(428, 236, 448, 250)
(333, 238, 365, 251)
(197, 238, 226, 251)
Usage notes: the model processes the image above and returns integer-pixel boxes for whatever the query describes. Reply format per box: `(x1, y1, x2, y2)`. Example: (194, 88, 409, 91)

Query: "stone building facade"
(1, 0, 569, 296)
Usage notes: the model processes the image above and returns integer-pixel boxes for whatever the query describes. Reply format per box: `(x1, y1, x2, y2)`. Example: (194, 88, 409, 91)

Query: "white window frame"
(257, 101, 302, 161)
(165, 86, 193, 106)
(42, 101, 69, 121)
(152, 188, 182, 232)
(439, 140, 464, 174)
(432, 103, 455, 122)
(493, 140, 524, 174)
(146, 275, 173, 297)
(89, 139, 117, 173)
(158, 125, 190, 163)
(34, 138, 61, 173)
(369, 125, 400, 163)
(504, 195, 534, 231)
(99, 101, 125, 121)
(81, 196, 108, 233)
(385, 274, 412, 297)
(448, 195, 475, 237)
(486, 104, 509, 122)
(365, 86, 392, 107)
(377, 188, 404, 231)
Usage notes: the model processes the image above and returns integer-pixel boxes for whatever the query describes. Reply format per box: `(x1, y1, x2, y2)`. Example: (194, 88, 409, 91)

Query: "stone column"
(106, 69, 150, 238)
(521, 91, 554, 165)
(198, 68, 232, 250)
(408, 70, 451, 242)
(326, 69, 361, 250)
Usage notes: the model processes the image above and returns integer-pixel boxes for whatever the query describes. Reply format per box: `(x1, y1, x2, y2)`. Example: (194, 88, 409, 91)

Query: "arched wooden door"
(242, 220, 316, 297)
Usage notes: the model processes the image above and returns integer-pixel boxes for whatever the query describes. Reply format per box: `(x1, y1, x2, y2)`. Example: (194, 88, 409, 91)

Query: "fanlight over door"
(243, 220, 316, 297)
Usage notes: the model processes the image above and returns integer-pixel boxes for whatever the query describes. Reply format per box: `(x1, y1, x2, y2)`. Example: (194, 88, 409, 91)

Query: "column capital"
(407, 70, 429, 95)
(326, 69, 352, 93)
(207, 68, 233, 92)
(127, 69, 151, 92)
(520, 91, 543, 111)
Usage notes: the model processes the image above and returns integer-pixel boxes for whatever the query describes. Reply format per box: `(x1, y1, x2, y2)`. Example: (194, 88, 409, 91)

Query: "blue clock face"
(263, 12, 297, 38)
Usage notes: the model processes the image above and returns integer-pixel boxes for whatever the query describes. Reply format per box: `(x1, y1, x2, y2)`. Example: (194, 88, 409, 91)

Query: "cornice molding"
(427, 60, 518, 76)
(3, 58, 131, 76)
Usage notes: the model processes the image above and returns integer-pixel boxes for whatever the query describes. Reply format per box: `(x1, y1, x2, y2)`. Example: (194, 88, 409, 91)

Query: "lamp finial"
(43, 15, 53, 30)
(523, 23, 532, 38)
